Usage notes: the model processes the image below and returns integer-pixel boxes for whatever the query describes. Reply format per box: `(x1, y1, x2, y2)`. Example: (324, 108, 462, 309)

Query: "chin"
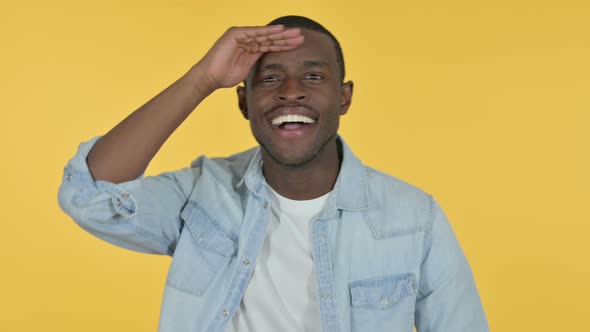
(266, 150, 317, 168)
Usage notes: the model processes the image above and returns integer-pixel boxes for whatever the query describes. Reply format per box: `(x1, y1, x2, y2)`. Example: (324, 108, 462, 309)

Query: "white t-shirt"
(225, 184, 330, 332)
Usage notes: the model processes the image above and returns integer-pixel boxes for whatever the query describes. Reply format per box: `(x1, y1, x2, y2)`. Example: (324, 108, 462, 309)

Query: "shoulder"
(362, 166, 434, 237)
(188, 147, 259, 190)
(364, 166, 431, 205)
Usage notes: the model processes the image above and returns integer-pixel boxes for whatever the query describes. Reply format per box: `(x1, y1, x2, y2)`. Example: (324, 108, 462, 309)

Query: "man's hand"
(194, 25, 304, 91)
(87, 25, 303, 183)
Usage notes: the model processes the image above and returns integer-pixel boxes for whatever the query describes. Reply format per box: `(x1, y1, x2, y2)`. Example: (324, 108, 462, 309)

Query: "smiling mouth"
(271, 114, 316, 130)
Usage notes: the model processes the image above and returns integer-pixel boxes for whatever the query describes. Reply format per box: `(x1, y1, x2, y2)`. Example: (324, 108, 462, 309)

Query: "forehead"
(255, 29, 339, 71)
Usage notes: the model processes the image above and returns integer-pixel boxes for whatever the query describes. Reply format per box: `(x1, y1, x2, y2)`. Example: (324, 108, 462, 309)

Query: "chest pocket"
(166, 201, 238, 296)
(349, 273, 417, 331)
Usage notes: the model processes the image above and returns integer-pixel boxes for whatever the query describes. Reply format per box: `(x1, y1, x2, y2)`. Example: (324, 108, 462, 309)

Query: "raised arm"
(87, 25, 303, 183)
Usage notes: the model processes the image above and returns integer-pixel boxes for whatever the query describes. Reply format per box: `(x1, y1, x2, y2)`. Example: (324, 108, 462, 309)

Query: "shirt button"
(66, 173, 72, 181)
(222, 309, 228, 316)
(380, 298, 389, 307)
(243, 259, 250, 266)
(122, 192, 129, 198)
(116, 200, 122, 207)
(264, 202, 269, 209)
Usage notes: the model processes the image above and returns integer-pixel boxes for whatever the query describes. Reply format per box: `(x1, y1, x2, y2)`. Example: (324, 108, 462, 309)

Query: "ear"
(237, 85, 249, 120)
(339, 81, 353, 115)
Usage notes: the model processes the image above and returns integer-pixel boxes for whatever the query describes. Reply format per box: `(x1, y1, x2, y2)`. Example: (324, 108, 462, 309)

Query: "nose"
(275, 78, 307, 102)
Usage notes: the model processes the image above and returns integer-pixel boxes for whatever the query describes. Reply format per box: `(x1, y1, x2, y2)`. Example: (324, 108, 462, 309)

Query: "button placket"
(208, 196, 271, 331)
(311, 219, 340, 331)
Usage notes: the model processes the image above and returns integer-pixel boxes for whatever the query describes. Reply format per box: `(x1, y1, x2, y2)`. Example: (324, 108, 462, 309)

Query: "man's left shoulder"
(363, 166, 434, 236)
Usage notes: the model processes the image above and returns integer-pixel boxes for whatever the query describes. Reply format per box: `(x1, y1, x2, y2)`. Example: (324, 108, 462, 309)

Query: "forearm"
(86, 25, 303, 184)
(87, 64, 215, 183)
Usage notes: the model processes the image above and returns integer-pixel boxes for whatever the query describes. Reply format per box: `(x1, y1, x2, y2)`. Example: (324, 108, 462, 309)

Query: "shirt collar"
(238, 136, 369, 212)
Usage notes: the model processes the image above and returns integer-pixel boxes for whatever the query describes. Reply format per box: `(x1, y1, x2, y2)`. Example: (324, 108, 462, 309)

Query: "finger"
(236, 26, 301, 44)
(238, 42, 299, 53)
(248, 28, 302, 43)
(258, 44, 302, 53)
(241, 35, 304, 52)
(236, 34, 303, 49)
(262, 28, 302, 41)
(238, 25, 285, 33)
(237, 36, 304, 54)
(258, 35, 304, 47)
(235, 25, 286, 39)
(236, 35, 255, 44)
(237, 43, 262, 53)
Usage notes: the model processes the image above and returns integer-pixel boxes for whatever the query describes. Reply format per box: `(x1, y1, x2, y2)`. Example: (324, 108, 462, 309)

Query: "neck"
(262, 139, 342, 200)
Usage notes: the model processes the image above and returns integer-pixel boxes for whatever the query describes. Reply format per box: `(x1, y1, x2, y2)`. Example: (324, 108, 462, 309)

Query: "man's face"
(238, 29, 353, 168)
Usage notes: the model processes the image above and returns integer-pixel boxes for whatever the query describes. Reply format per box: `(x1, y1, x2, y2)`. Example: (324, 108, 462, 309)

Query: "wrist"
(185, 63, 217, 99)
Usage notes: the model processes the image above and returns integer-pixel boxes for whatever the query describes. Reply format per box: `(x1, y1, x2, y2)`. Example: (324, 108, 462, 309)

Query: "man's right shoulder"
(188, 146, 260, 190)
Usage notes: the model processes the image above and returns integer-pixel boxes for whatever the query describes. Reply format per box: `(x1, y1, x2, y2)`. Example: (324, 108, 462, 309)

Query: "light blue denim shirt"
(58, 136, 489, 332)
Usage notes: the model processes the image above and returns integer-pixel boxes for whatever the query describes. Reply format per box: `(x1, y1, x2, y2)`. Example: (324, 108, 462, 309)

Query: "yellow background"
(1, 0, 588, 330)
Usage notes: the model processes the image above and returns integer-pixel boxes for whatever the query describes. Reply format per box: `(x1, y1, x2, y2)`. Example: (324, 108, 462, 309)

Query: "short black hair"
(267, 15, 345, 81)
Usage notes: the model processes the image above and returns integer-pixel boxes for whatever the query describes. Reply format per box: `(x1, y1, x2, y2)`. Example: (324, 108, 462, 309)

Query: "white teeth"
(271, 114, 316, 126)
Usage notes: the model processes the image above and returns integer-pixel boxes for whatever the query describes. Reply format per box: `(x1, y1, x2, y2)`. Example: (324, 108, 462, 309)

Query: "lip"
(267, 106, 318, 123)
(271, 121, 316, 139)
(267, 106, 317, 139)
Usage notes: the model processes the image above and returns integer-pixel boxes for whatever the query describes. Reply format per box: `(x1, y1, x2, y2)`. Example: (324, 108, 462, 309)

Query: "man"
(58, 15, 489, 332)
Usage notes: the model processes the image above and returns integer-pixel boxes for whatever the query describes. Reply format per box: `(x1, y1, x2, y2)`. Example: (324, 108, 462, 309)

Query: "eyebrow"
(260, 60, 329, 71)
(303, 60, 329, 68)
(261, 63, 284, 71)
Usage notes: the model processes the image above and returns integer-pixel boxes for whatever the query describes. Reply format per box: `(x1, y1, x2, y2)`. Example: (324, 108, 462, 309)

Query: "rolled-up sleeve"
(414, 197, 490, 331)
(58, 137, 198, 256)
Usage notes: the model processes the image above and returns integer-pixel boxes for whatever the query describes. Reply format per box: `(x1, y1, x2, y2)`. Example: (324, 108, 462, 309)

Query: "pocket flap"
(349, 273, 416, 310)
(180, 201, 238, 257)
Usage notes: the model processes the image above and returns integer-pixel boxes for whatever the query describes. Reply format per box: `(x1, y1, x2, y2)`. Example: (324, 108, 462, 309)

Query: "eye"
(262, 76, 279, 83)
(305, 73, 323, 80)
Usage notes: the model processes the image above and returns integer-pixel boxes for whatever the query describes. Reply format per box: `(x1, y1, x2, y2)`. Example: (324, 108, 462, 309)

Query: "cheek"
(247, 93, 273, 113)
(249, 113, 268, 135)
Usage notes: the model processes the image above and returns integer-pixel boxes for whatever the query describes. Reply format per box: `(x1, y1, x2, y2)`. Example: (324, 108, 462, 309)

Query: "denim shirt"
(58, 136, 489, 332)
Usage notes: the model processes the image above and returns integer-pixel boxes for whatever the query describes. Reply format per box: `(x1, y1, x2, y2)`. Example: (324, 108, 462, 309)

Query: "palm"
(212, 47, 264, 88)
(202, 26, 304, 89)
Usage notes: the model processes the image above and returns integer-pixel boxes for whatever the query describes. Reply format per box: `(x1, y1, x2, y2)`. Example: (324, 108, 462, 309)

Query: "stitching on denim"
(350, 273, 415, 287)
(363, 209, 429, 240)
(315, 195, 340, 221)
(126, 221, 171, 253)
(182, 201, 238, 256)
(376, 227, 428, 239)
(63, 165, 95, 184)
(166, 279, 205, 296)
(311, 219, 340, 331)
(88, 180, 171, 252)
(426, 195, 435, 232)
(361, 165, 370, 209)
(74, 218, 171, 255)
(236, 149, 261, 193)
(63, 165, 173, 254)
(349, 273, 416, 310)
(189, 201, 238, 242)
(200, 159, 242, 200)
